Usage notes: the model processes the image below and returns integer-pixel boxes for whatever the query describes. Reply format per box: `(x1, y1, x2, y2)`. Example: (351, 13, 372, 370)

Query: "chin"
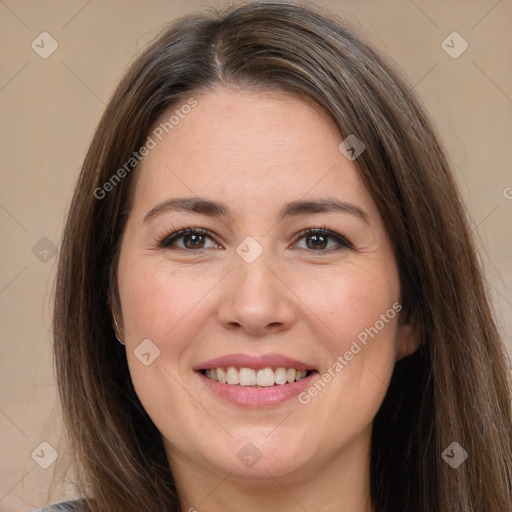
(209, 435, 314, 480)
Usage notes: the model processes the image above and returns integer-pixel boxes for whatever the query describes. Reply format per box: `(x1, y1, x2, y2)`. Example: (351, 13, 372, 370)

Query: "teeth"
(217, 367, 227, 384)
(226, 366, 240, 385)
(286, 368, 296, 383)
(239, 368, 257, 386)
(256, 368, 275, 387)
(204, 366, 310, 386)
(274, 367, 287, 385)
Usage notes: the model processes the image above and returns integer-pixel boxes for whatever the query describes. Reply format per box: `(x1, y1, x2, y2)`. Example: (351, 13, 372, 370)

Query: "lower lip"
(197, 371, 317, 407)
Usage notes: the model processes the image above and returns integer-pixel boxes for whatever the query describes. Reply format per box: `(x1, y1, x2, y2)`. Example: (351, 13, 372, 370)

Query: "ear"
(396, 319, 421, 360)
(109, 291, 124, 340)
(112, 311, 124, 341)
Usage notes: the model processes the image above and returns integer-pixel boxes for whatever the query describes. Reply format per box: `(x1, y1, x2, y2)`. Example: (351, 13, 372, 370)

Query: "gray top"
(29, 501, 81, 512)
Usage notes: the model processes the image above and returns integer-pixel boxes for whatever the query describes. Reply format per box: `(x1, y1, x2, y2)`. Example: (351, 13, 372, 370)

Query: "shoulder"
(28, 500, 83, 512)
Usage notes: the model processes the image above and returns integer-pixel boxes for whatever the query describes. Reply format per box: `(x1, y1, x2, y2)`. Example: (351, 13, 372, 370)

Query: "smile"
(202, 366, 311, 386)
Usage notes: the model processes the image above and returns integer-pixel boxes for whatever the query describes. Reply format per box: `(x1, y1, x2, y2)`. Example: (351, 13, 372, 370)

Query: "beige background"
(1, 0, 511, 510)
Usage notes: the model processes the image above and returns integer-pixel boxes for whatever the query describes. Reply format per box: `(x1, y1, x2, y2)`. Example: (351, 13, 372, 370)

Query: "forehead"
(131, 87, 372, 217)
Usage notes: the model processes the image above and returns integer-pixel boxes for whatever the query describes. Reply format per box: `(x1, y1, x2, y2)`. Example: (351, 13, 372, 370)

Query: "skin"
(115, 87, 419, 512)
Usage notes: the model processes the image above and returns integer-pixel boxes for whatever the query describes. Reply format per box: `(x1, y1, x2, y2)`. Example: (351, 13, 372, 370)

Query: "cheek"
(300, 257, 400, 348)
(119, 256, 218, 346)
(119, 257, 218, 432)
(295, 259, 400, 416)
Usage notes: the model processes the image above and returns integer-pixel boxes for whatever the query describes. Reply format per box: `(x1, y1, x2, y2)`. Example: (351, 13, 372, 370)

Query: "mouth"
(199, 367, 314, 387)
(194, 353, 318, 407)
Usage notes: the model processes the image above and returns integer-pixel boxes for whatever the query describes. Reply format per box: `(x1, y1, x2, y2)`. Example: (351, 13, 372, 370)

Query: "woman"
(37, 1, 512, 511)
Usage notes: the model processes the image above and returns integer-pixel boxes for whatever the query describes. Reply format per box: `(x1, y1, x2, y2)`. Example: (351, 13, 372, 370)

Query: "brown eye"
(294, 228, 352, 251)
(159, 228, 218, 250)
(181, 233, 207, 249)
(305, 233, 329, 250)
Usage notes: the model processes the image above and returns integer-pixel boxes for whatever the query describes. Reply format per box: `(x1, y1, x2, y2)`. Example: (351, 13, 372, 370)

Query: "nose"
(216, 252, 297, 336)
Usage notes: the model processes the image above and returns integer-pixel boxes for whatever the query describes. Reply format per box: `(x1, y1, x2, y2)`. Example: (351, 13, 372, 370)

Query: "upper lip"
(194, 353, 315, 371)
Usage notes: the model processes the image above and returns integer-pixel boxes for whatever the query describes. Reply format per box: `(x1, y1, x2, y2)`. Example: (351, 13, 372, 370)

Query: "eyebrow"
(143, 197, 369, 224)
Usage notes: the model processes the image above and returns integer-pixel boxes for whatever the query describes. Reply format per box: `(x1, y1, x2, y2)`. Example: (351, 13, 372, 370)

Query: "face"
(115, 87, 415, 486)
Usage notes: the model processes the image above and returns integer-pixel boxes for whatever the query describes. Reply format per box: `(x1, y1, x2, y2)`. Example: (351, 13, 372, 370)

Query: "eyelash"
(156, 225, 353, 253)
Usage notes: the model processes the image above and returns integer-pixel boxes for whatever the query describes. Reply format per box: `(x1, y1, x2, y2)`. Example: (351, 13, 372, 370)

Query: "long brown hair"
(53, 1, 512, 510)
